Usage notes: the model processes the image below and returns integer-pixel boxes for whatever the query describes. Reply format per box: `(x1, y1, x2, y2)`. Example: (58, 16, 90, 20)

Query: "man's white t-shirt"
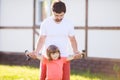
(40, 16, 75, 57)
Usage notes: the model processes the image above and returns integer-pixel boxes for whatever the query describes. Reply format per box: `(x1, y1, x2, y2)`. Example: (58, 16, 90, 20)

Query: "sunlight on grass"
(0, 65, 116, 80)
(0, 65, 39, 80)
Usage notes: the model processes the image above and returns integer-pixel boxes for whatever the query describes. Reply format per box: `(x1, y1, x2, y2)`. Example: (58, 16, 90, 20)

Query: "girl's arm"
(66, 55, 74, 61)
(66, 53, 85, 61)
(36, 54, 43, 60)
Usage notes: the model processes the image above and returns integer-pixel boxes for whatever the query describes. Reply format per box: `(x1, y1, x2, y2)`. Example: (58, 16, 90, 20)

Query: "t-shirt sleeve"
(39, 22, 47, 36)
(68, 22, 75, 36)
(42, 56, 48, 64)
(61, 57, 67, 63)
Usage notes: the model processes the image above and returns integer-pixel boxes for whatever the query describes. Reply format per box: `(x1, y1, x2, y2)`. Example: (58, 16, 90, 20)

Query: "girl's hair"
(52, 1, 66, 13)
(46, 45, 61, 61)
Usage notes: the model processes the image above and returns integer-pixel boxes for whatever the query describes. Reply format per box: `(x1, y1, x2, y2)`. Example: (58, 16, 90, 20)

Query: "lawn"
(0, 65, 116, 80)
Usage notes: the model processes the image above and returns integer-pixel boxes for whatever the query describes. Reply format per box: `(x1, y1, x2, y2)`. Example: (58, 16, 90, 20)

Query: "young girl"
(26, 45, 85, 80)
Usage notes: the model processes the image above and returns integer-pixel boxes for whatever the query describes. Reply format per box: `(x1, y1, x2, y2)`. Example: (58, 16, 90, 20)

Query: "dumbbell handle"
(25, 50, 31, 61)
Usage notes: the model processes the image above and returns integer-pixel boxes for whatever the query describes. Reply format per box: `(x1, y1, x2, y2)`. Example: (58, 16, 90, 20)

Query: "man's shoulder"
(63, 16, 71, 21)
(43, 16, 52, 22)
(63, 17, 73, 25)
(40, 16, 52, 25)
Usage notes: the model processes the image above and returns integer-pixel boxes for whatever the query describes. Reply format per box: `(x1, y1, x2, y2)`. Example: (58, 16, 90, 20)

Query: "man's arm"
(29, 35, 46, 59)
(35, 35, 46, 54)
(69, 36, 82, 59)
(69, 36, 79, 54)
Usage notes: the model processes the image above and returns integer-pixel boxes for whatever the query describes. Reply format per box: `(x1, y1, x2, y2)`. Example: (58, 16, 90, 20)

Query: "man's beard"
(55, 19, 62, 22)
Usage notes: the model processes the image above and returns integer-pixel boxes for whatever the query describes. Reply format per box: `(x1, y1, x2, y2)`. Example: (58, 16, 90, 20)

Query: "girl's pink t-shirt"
(43, 57, 67, 80)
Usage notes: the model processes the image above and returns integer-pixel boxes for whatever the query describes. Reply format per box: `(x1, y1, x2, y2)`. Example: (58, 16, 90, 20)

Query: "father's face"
(53, 12, 65, 22)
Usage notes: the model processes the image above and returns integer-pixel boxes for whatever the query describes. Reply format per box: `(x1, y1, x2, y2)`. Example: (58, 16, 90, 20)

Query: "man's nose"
(58, 16, 61, 19)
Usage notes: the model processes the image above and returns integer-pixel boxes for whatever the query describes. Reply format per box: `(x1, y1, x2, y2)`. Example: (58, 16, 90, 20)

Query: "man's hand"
(74, 51, 86, 59)
(30, 51, 37, 59)
(74, 53, 81, 59)
(26, 51, 37, 59)
(74, 51, 81, 59)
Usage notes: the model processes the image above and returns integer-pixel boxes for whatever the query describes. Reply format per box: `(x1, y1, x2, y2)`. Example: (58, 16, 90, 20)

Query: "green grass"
(71, 70, 115, 80)
(0, 65, 39, 80)
(0, 65, 116, 80)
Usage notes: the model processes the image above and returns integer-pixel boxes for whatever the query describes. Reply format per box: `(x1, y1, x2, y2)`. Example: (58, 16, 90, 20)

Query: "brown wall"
(71, 58, 120, 75)
(0, 52, 40, 67)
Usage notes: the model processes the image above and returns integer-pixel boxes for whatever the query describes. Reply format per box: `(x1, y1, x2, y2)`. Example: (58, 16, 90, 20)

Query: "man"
(29, 1, 81, 80)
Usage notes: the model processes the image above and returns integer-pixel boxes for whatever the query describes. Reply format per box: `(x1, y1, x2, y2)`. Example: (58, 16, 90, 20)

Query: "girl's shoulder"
(60, 57, 67, 62)
(42, 56, 49, 63)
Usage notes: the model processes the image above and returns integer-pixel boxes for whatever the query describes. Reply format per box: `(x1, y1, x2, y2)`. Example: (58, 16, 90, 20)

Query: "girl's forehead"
(49, 50, 59, 53)
(51, 52, 59, 54)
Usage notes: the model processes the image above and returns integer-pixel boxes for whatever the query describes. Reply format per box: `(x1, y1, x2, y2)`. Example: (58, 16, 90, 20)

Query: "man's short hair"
(52, 1, 66, 13)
